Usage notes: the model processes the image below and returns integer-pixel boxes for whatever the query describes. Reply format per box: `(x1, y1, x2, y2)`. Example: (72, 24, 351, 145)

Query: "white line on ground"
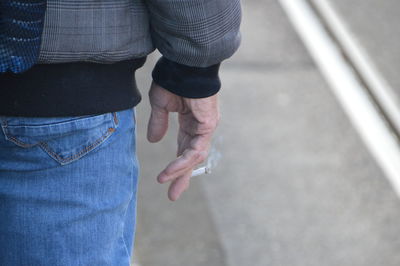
(278, 0, 400, 197)
(311, 0, 400, 135)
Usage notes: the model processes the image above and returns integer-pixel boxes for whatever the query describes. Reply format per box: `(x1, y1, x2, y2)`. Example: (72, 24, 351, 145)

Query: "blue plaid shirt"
(0, 0, 47, 73)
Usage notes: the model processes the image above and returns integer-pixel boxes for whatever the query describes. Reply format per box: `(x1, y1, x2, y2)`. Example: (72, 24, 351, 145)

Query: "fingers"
(177, 132, 191, 156)
(147, 107, 169, 143)
(168, 172, 192, 201)
(147, 82, 182, 143)
(158, 147, 208, 201)
(148, 91, 219, 201)
(157, 148, 207, 183)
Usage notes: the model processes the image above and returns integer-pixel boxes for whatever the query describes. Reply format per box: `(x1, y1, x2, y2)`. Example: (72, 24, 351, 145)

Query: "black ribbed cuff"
(151, 57, 221, 98)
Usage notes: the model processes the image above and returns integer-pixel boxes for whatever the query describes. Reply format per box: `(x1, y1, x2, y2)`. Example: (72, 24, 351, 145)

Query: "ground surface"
(317, 0, 400, 106)
(132, 1, 400, 265)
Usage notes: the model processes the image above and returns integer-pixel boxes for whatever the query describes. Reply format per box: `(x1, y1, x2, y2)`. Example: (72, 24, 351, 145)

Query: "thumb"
(147, 106, 169, 143)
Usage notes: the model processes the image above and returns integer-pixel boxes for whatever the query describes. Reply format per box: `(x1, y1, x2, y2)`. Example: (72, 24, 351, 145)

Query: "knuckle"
(206, 119, 218, 129)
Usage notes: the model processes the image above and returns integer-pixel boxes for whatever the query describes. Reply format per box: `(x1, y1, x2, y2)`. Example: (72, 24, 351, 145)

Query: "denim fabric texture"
(0, 107, 139, 265)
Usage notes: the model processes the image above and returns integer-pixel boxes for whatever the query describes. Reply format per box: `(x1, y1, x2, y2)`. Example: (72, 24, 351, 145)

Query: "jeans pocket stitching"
(38, 127, 116, 165)
(1, 112, 118, 165)
(1, 119, 36, 148)
(6, 134, 37, 148)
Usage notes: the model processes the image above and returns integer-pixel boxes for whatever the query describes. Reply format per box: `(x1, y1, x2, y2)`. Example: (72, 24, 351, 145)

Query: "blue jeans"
(0, 107, 139, 265)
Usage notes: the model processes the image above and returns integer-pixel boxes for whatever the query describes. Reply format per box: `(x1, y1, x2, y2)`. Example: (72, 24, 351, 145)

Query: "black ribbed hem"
(152, 57, 221, 98)
(0, 57, 146, 117)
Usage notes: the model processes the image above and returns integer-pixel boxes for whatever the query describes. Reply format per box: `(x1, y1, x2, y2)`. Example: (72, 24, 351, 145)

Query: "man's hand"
(147, 81, 220, 201)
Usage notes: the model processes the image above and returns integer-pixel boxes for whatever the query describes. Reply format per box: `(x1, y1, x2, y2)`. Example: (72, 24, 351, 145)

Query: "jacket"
(0, 0, 242, 117)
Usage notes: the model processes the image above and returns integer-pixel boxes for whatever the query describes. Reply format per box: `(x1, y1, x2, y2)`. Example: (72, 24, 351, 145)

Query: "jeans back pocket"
(0, 112, 119, 165)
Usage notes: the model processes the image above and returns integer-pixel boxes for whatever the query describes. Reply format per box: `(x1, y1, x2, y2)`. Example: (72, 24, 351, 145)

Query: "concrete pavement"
(316, 0, 400, 98)
(132, 1, 400, 265)
(310, 0, 400, 133)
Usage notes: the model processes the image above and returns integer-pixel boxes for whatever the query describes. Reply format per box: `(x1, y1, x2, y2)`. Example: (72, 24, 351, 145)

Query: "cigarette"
(191, 166, 211, 177)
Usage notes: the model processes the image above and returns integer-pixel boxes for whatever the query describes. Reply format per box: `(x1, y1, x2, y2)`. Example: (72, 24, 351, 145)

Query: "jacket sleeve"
(145, 0, 242, 98)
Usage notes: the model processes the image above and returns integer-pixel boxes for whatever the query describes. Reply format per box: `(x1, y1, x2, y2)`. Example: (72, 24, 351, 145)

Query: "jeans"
(0, 107, 139, 265)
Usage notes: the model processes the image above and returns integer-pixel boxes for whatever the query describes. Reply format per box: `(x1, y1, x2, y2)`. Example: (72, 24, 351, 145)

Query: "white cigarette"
(191, 167, 211, 177)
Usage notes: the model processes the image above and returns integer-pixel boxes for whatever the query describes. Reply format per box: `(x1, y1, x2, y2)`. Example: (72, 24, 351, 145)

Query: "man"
(0, 0, 241, 265)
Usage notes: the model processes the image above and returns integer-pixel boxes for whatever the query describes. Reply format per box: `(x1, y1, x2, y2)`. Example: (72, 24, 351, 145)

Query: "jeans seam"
(39, 127, 115, 165)
(1, 113, 117, 165)
(0, 119, 36, 148)
(120, 112, 135, 261)
(6, 134, 37, 148)
(120, 164, 134, 262)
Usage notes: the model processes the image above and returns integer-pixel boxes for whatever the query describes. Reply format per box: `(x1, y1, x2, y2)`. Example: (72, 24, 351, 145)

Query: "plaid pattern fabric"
(145, 0, 242, 67)
(38, 0, 242, 67)
(0, 0, 47, 73)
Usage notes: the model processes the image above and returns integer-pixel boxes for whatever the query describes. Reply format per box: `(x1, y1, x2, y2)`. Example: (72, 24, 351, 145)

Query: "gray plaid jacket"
(38, 0, 242, 67)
